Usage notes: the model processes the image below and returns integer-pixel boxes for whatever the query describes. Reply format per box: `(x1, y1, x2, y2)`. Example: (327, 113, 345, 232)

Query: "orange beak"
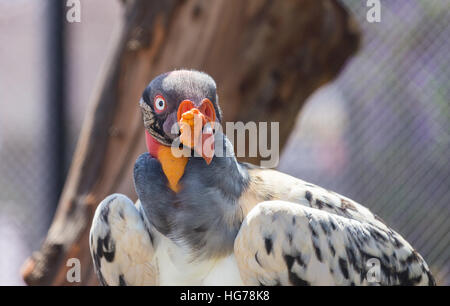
(177, 99, 216, 164)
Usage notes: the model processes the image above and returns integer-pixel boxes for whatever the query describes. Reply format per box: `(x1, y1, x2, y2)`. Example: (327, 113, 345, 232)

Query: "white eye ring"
(154, 96, 166, 112)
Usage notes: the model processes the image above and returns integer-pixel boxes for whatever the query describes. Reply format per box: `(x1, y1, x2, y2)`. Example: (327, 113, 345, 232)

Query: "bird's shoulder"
(238, 165, 385, 229)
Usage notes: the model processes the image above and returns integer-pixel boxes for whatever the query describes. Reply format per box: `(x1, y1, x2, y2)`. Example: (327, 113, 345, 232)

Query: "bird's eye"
(153, 95, 166, 113)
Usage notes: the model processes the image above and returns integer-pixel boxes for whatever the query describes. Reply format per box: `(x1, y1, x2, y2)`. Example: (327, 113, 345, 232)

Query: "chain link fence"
(0, 1, 51, 285)
(280, 0, 450, 285)
(0, 0, 120, 285)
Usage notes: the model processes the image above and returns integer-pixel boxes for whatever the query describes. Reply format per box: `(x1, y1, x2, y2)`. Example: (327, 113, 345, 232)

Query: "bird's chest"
(154, 235, 243, 286)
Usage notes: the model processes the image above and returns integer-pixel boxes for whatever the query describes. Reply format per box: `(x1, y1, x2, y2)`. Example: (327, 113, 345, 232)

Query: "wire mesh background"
(0, 1, 48, 285)
(280, 0, 450, 285)
(0, 0, 448, 285)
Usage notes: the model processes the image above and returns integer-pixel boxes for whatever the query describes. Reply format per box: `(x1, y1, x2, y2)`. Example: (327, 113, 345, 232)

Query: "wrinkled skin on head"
(140, 70, 222, 146)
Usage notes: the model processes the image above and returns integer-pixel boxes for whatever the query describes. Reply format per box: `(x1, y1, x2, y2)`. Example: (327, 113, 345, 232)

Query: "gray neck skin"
(133, 132, 250, 260)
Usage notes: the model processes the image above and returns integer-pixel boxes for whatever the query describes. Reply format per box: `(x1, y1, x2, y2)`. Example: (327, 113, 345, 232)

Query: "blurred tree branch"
(21, 0, 359, 285)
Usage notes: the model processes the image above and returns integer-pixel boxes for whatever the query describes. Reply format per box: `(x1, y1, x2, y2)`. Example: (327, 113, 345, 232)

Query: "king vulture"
(90, 70, 435, 286)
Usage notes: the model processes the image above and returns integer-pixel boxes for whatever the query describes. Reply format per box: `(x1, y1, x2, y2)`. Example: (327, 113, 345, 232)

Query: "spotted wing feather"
(234, 201, 435, 286)
(89, 194, 157, 286)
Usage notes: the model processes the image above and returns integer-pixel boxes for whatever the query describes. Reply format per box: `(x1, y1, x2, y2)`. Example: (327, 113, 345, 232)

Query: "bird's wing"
(239, 167, 387, 229)
(234, 200, 435, 286)
(89, 194, 157, 286)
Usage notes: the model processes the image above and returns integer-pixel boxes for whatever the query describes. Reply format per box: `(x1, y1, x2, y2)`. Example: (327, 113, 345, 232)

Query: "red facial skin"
(144, 100, 216, 192)
(145, 130, 160, 158)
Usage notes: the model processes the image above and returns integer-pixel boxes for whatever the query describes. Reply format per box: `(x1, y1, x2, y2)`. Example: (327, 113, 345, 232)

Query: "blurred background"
(0, 0, 448, 285)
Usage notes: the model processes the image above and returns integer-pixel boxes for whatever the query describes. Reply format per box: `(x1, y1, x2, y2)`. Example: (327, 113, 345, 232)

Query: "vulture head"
(139, 70, 222, 165)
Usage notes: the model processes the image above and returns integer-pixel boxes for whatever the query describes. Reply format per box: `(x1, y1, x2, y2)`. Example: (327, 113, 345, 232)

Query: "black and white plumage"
(89, 70, 435, 286)
(90, 195, 156, 286)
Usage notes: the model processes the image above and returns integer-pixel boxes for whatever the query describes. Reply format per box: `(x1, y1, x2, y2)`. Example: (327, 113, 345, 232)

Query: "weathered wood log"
(21, 0, 359, 285)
